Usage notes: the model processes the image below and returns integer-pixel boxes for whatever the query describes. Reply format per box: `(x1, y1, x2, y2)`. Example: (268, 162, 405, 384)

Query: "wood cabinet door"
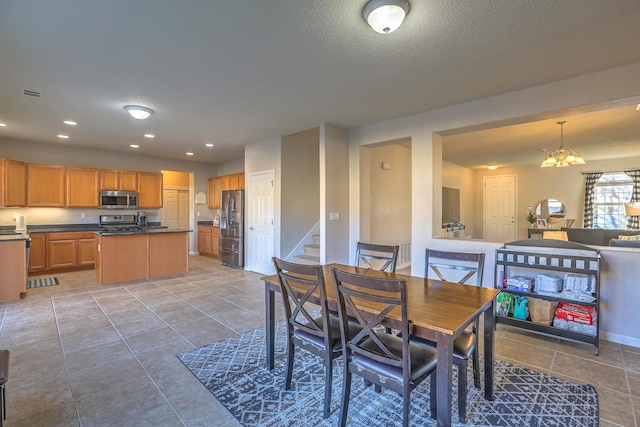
(78, 238, 96, 266)
(66, 167, 99, 207)
(212, 233, 220, 257)
(238, 172, 245, 190)
(28, 233, 47, 273)
(48, 239, 76, 269)
(100, 169, 119, 190)
(198, 226, 212, 254)
(27, 163, 66, 207)
(1, 159, 27, 207)
(138, 172, 163, 208)
(119, 171, 138, 191)
(221, 175, 230, 191)
(229, 173, 240, 190)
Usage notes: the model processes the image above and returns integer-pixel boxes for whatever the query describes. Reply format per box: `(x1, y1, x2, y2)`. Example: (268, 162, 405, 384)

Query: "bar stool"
(0, 350, 8, 427)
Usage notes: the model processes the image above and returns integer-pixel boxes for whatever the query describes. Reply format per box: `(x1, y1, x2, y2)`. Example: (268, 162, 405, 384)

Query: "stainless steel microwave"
(99, 190, 138, 209)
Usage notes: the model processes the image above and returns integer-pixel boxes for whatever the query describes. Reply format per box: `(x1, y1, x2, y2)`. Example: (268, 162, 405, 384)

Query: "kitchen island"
(0, 232, 29, 301)
(95, 228, 191, 285)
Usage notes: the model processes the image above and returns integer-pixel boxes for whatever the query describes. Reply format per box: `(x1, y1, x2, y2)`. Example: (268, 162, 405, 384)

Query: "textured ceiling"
(0, 0, 639, 165)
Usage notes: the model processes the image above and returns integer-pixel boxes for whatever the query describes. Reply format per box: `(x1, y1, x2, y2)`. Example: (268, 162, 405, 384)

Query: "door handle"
(249, 227, 255, 230)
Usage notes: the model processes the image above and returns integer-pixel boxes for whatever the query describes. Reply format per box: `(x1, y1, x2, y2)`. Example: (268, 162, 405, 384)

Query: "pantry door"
(483, 175, 517, 241)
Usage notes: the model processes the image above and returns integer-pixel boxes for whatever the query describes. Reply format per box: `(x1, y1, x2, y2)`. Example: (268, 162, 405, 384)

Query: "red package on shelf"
(555, 302, 597, 325)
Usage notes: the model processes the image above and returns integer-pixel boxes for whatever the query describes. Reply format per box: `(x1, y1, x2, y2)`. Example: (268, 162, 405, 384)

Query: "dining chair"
(355, 242, 399, 273)
(331, 268, 438, 427)
(273, 258, 358, 419)
(418, 248, 485, 422)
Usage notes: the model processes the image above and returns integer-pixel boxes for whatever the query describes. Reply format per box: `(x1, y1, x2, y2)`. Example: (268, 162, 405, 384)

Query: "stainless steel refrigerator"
(220, 189, 244, 268)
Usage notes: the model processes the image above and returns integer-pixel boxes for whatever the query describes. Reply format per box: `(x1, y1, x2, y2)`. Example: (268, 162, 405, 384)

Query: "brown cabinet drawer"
(48, 231, 96, 240)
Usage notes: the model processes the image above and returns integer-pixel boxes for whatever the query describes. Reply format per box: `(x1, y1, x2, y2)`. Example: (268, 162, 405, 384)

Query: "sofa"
(561, 228, 640, 246)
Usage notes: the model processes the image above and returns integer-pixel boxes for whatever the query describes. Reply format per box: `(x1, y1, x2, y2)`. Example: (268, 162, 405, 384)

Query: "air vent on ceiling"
(22, 89, 41, 98)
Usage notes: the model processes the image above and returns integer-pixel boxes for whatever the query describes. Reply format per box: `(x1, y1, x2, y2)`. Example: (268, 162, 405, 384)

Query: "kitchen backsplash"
(0, 207, 161, 227)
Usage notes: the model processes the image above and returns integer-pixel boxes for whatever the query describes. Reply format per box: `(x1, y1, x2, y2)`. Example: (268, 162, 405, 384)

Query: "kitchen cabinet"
(28, 233, 47, 273)
(0, 158, 27, 207)
(207, 177, 221, 209)
(229, 173, 239, 190)
(198, 225, 220, 257)
(27, 163, 66, 207)
(212, 226, 220, 257)
(238, 173, 245, 189)
(221, 175, 230, 191)
(47, 232, 96, 270)
(495, 239, 601, 355)
(100, 169, 138, 191)
(198, 226, 213, 255)
(138, 172, 163, 208)
(66, 167, 99, 207)
(0, 239, 27, 302)
(95, 231, 189, 285)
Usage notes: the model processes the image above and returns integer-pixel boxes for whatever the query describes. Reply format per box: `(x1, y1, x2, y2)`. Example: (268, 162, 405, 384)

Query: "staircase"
(294, 234, 320, 265)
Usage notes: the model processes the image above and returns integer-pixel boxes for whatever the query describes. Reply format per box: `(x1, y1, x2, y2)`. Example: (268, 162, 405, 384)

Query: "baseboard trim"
(601, 331, 640, 349)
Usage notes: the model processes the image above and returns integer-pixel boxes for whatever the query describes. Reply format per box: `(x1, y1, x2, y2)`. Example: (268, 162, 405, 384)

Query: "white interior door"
(163, 189, 178, 228)
(177, 190, 189, 229)
(248, 171, 275, 275)
(483, 175, 517, 241)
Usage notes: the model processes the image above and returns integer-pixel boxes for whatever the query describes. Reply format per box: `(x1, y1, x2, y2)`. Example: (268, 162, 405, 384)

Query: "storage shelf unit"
(495, 239, 601, 355)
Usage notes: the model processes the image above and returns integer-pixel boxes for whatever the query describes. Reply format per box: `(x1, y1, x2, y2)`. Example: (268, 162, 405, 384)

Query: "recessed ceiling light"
(0, 123, 6, 127)
(130, 144, 139, 148)
(144, 134, 155, 138)
(63, 120, 77, 126)
(487, 164, 498, 170)
(186, 152, 194, 156)
(205, 143, 214, 147)
(57, 134, 69, 139)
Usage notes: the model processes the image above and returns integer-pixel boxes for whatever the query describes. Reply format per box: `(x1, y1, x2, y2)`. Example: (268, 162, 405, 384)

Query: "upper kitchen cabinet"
(238, 173, 245, 189)
(207, 176, 221, 208)
(66, 167, 99, 207)
(0, 158, 27, 207)
(138, 172, 163, 208)
(27, 163, 66, 207)
(100, 169, 138, 191)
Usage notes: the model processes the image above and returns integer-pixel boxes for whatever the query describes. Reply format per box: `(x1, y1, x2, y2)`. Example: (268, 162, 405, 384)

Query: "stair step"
(303, 244, 320, 257)
(294, 254, 320, 265)
(312, 234, 320, 245)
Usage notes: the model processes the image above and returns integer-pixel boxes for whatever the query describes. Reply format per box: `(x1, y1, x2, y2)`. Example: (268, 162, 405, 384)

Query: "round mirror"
(535, 199, 567, 223)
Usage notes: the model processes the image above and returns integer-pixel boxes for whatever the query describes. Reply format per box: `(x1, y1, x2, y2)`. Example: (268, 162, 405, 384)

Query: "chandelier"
(541, 121, 585, 167)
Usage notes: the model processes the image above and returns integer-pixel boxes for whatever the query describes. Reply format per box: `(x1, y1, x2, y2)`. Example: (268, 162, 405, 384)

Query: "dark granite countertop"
(95, 228, 192, 236)
(0, 222, 165, 234)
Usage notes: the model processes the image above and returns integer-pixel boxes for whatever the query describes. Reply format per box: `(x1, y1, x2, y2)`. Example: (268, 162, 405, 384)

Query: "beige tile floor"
(0, 256, 637, 426)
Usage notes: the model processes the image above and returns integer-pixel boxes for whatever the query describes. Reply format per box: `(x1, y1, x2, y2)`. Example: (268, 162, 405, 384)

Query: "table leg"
(435, 332, 453, 427)
(483, 302, 495, 401)
(265, 283, 275, 370)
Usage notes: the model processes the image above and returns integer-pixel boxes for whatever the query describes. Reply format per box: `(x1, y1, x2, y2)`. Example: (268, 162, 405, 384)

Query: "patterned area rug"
(178, 323, 598, 426)
(27, 277, 59, 289)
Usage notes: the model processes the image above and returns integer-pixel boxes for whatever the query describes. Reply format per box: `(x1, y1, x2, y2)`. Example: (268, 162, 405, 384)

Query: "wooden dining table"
(261, 263, 499, 427)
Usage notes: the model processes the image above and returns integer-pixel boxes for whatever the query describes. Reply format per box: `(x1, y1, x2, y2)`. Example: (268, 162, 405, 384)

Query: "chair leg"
(339, 368, 352, 427)
(284, 336, 294, 390)
(323, 355, 332, 419)
(402, 383, 410, 427)
(472, 348, 480, 388)
(430, 373, 437, 419)
(457, 359, 467, 423)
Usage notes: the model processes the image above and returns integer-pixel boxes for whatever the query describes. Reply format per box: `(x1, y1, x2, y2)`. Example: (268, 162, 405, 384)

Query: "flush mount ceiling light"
(487, 164, 498, 170)
(363, 0, 410, 34)
(540, 121, 586, 168)
(124, 105, 153, 120)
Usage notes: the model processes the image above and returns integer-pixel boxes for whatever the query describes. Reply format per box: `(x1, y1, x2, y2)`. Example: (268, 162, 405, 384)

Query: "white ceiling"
(1, 1, 639, 165)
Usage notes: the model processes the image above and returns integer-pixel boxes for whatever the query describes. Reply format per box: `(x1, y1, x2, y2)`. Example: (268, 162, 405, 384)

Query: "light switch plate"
(329, 212, 339, 221)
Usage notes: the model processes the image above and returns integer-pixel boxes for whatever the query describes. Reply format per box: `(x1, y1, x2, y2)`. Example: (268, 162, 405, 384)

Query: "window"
(593, 172, 633, 229)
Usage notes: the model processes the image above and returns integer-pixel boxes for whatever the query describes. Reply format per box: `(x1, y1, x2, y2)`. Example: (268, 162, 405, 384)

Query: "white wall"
(442, 160, 475, 238)
(321, 123, 349, 264)
(349, 61, 640, 346)
(281, 127, 319, 257)
(362, 143, 411, 246)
